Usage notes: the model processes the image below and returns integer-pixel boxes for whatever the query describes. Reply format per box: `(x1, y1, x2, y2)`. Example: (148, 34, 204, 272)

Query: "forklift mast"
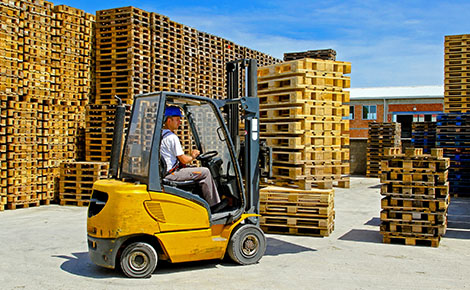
(226, 59, 260, 215)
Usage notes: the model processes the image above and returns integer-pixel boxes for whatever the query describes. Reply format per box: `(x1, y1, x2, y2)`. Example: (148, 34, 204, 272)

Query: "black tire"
(120, 242, 157, 278)
(227, 224, 266, 265)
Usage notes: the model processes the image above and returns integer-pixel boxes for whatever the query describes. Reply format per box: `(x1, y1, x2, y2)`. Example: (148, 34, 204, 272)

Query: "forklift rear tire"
(227, 224, 266, 265)
(120, 242, 157, 278)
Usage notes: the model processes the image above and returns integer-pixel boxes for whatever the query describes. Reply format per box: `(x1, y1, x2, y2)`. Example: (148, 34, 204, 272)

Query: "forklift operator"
(160, 106, 225, 210)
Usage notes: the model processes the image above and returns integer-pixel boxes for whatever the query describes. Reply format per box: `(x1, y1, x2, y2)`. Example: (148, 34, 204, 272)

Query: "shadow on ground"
(338, 197, 470, 243)
(337, 216, 382, 244)
(53, 252, 117, 278)
(364, 217, 381, 226)
(54, 237, 315, 278)
(445, 197, 470, 239)
(338, 229, 383, 244)
(265, 237, 316, 256)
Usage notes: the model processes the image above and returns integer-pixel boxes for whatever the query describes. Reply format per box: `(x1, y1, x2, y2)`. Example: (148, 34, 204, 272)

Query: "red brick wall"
(350, 104, 384, 138)
(386, 103, 443, 121)
(349, 102, 443, 138)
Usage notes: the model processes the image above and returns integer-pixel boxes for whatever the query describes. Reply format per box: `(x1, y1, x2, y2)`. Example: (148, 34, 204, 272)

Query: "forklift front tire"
(120, 242, 158, 278)
(227, 224, 266, 265)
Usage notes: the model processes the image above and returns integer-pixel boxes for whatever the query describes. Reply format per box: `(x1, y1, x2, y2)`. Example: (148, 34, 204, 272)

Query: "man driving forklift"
(161, 105, 227, 212)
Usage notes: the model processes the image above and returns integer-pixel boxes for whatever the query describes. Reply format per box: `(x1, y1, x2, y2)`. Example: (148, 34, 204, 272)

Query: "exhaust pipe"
(109, 96, 126, 179)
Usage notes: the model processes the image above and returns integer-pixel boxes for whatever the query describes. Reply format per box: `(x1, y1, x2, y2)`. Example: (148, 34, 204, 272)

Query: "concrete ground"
(1, 176, 470, 290)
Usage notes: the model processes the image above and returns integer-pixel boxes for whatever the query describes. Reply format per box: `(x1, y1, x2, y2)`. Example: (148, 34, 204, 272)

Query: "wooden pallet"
(260, 215, 333, 230)
(258, 58, 350, 77)
(381, 233, 440, 247)
(59, 199, 90, 207)
(258, 88, 349, 105)
(380, 210, 446, 224)
(381, 196, 449, 212)
(270, 176, 350, 190)
(261, 224, 334, 237)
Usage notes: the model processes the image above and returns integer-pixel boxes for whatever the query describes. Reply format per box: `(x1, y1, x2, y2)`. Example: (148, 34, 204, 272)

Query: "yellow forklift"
(87, 60, 272, 278)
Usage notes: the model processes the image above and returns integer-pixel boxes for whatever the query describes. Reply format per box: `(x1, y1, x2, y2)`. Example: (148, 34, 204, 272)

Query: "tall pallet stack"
(436, 113, 470, 196)
(86, 7, 151, 162)
(0, 0, 94, 209)
(197, 31, 224, 98)
(5, 0, 54, 209)
(366, 122, 401, 177)
(444, 34, 470, 113)
(0, 0, 24, 210)
(89, 6, 280, 163)
(411, 122, 437, 154)
(260, 186, 335, 237)
(45, 5, 94, 199)
(257, 58, 351, 190)
(380, 148, 450, 247)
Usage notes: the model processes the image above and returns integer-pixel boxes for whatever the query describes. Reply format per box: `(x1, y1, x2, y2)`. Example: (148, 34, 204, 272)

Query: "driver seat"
(160, 155, 199, 191)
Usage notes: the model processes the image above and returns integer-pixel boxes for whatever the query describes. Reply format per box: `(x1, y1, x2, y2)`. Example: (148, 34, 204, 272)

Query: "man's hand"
(178, 150, 200, 165)
(191, 150, 200, 159)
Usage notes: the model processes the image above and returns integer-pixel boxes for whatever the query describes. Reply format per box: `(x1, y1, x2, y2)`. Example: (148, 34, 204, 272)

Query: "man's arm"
(177, 149, 200, 165)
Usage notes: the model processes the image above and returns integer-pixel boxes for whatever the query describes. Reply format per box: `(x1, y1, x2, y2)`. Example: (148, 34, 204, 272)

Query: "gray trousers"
(165, 167, 221, 206)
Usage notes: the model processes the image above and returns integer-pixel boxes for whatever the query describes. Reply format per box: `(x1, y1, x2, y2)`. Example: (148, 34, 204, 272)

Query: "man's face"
(166, 116, 181, 131)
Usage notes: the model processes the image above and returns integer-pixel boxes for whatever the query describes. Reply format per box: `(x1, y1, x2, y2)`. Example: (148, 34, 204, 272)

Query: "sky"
(55, 0, 470, 88)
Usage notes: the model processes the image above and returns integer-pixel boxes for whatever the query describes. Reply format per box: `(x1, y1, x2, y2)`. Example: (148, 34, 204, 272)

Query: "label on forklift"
(252, 118, 259, 141)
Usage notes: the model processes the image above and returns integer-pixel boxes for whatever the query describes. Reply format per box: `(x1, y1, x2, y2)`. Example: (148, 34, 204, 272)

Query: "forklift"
(87, 59, 271, 278)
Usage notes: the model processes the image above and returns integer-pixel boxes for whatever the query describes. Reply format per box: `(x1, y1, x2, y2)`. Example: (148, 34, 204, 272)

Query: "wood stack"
(88, 6, 280, 162)
(257, 58, 351, 189)
(380, 148, 449, 247)
(260, 186, 334, 237)
(411, 121, 436, 153)
(436, 113, 470, 196)
(366, 122, 401, 177)
(0, 0, 23, 210)
(444, 34, 470, 113)
(45, 4, 94, 201)
(284, 49, 336, 61)
(59, 161, 108, 206)
(0, 0, 93, 209)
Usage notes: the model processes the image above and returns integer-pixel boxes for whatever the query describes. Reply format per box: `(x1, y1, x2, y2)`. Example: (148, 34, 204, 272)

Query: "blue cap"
(165, 106, 182, 117)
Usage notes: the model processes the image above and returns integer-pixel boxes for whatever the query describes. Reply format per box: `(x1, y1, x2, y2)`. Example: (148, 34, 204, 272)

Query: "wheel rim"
(241, 234, 259, 258)
(129, 251, 149, 272)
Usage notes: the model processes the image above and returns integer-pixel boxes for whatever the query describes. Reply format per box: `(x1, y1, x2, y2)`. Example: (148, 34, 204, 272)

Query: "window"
(349, 105, 354, 120)
(362, 105, 377, 120)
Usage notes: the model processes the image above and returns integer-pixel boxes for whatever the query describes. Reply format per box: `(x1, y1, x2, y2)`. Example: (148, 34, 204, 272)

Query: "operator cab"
(120, 92, 245, 223)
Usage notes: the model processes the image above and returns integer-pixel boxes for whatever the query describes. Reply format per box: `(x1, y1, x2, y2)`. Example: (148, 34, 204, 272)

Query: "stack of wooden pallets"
(380, 148, 449, 247)
(411, 122, 437, 154)
(257, 58, 351, 189)
(59, 161, 108, 206)
(366, 122, 401, 177)
(86, 7, 151, 162)
(88, 6, 280, 163)
(0, 0, 24, 210)
(436, 113, 470, 196)
(444, 34, 470, 113)
(283, 49, 336, 61)
(4, 0, 55, 209)
(260, 186, 334, 237)
(0, 0, 94, 209)
(44, 5, 94, 201)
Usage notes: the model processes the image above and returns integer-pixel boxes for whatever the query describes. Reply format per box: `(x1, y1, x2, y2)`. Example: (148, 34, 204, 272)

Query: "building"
(347, 85, 444, 174)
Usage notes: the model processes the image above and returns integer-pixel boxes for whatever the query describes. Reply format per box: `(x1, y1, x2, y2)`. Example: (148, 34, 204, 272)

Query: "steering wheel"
(196, 150, 218, 161)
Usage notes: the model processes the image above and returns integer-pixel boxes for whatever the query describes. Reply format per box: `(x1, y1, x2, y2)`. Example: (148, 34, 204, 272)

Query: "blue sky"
(56, 0, 470, 88)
